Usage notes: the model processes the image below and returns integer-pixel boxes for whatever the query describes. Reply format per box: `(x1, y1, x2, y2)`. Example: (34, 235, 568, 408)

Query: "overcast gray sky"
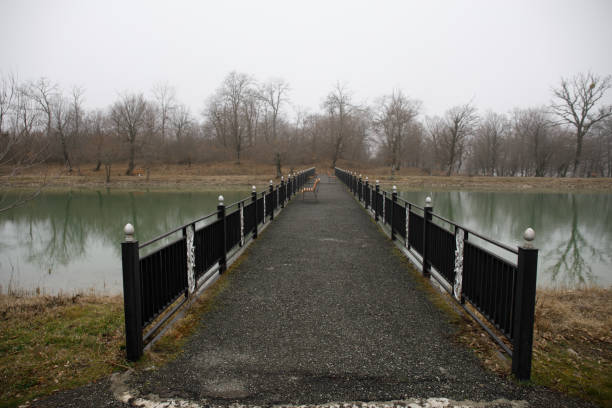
(2, 0, 611, 117)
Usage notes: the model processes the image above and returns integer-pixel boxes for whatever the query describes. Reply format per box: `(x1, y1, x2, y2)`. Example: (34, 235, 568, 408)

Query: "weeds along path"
(30, 175, 595, 408)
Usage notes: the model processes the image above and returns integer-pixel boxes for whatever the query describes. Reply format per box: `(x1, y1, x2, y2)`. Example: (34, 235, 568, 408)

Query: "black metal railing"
(121, 167, 316, 361)
(335, 167, 538, 381)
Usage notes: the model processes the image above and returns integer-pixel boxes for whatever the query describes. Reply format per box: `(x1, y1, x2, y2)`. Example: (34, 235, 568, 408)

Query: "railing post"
(218, 195, 227, 273)
(391, 185, 397, 241)
(251, 186, 258, 239)
(358, 174, 363, 201)
(364, 177, 369, 209)
(286, 175, 291, 201)
(280, 176, 285, 208)
(405, 203, 411, 250)
(422, 196, 432, 277)
(121, 223, 143, 361)
(375, 180, 380, 221)
(512, 227, 538, 381)
(269, 180, 274, 221)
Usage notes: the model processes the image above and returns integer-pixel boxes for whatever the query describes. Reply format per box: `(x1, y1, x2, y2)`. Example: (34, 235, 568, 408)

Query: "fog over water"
(2, 0, 611, 115)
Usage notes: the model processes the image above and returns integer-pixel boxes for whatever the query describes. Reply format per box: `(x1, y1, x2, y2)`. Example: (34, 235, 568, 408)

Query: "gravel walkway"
(30, 176, 593, 408)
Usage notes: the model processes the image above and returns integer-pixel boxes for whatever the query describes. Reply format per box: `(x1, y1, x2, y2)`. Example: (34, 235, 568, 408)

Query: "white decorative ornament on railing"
(262, 193, 266, 224)
(186, 224, 195, 294)
(453, 227, 465, 301)
(405, 205, 410, 248)
(382, 194, 385, 221)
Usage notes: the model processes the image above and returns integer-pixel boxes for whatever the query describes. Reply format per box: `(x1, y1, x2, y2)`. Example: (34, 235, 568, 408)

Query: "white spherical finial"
(359, 174, 362, 178)
(269, 180, 273, 185)
(124, 223, 135, 242)
(524, 227, 535, 247)
(393, 185, 397, 193)
(376, 179, 380, 185)
(252, 185, 256, 192)
(365, 176, 369, 182)
(218, 195, 224, 205)
(281, 176, 284, 181)
(425, 196, 432, 207)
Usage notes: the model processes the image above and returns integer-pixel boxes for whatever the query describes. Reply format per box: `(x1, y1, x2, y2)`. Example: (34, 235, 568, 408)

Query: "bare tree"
(171, 104, 192, 141)
(598, 117, 612, 177)
(0, 73, 16, 135)
(512, 108, 554, 177)
(52, 95, 73, 172)
(69, 86, 85, 174)
(29, 77, 58, 140)
(88, 109, 107, 171)
(373, 90, 420, 172)
(0, 77, 48, 213)
(551, 72, 612, 176)
(323, 83, 353, 168)
(427, 103, 478, 176)
(242, 88, 261, 150)
(471, 111, 508, 175)
(205, 72, 252, 163)
(111, 93, 148, 175)
(260, 79, 289, 143)
(152, 82, 176, 143)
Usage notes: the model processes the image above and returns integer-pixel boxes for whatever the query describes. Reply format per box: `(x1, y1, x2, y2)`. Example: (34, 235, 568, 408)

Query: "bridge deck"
(120, 175, 588, 407)
(32, 175, 592, 407)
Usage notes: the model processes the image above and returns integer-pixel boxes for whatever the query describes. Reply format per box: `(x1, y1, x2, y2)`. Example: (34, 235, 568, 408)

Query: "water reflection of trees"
(1, 190, 249, 273)
(547, 194, 611, 286)
(399, 190, 612, 287)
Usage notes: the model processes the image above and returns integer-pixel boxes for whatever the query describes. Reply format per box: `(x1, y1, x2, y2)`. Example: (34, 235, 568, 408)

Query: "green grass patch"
(0, 295, 129, 408)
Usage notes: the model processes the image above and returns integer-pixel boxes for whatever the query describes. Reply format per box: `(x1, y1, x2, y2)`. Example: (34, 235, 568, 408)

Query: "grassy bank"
(335, 162, 612, 192)
(4, 161, 612, 192)
(0, 249, 243, 407)
(0, 294, 127, 408)
(1, 161, 308, 191)
(454, 286, 612, 407)
(532, 288, 612, 406)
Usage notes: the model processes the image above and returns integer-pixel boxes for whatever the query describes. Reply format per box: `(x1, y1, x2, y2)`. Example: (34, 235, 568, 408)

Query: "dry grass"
(8, 160, 612, 192)
(1, 161, 319, 191)
(0, 246, 250, 407)
(0, 294, 127, 408)
(531, 288, 612, 406)
(335, 161, 612, 192)
(451, 287, 612, 407)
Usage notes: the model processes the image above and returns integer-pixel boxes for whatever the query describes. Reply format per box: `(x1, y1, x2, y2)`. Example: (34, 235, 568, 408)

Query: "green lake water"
(399, 190, 612, 288)
(0, 189, 610, 294)
(0, 190, 250, 295)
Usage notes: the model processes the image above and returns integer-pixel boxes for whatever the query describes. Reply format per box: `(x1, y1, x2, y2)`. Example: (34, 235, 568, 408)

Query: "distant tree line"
(1, 71, 611, 181)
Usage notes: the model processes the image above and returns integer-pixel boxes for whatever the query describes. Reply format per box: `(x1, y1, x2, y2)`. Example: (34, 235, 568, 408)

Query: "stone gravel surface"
(28, 176, 594, 407)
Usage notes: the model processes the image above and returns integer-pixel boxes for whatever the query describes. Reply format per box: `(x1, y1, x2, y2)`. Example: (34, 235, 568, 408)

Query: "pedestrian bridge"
(116, 167, 546, 406)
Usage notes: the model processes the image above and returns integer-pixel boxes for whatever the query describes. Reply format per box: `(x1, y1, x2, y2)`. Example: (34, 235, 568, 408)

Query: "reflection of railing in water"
(335, 167, 539, 381)
(120, 168, 316, 362)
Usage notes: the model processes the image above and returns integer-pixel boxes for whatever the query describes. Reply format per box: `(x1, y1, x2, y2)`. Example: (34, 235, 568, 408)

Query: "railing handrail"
(139, 210, 219, 249)
(122, 166, 317, 363)
(363, 180, 517, 255)
(137, 167, 316, 250)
